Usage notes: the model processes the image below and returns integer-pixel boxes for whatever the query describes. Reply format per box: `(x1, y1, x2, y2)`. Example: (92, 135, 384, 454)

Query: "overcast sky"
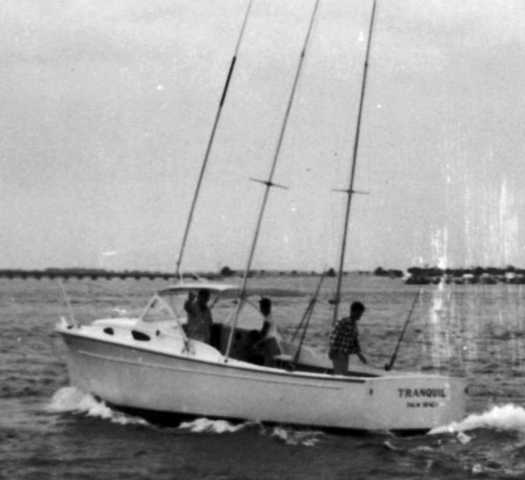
(2, 0, 525, 272)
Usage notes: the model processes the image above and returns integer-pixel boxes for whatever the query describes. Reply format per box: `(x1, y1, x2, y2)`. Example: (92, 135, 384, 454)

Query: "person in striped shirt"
(329, 301, 367, 374)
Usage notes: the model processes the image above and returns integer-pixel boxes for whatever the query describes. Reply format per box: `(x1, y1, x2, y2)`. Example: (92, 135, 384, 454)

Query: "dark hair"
(198, 289, 210, 301)
(350, 301, 365, 314)
(259, 297, 271, 311)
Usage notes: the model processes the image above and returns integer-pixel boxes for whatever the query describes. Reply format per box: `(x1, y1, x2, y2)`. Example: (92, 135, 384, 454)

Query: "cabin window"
(131, 330, 150, 341)
(103, 327, 114, 335)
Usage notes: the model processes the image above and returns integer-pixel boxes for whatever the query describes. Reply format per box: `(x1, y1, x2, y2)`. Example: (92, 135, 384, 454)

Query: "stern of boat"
(363, 374, 466, 433)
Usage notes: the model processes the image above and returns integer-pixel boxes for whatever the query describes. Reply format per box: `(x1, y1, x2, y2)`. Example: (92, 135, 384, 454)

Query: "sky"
(2, 0, 525, 272)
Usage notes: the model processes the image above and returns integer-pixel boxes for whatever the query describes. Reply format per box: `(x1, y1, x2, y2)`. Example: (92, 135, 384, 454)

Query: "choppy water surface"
(3, 276, 525, 479)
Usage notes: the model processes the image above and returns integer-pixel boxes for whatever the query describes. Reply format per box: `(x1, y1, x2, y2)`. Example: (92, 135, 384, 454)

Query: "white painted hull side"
(59, 331, 466, 432)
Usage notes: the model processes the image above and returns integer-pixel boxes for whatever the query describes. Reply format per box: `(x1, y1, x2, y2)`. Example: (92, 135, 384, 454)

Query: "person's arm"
(203, 306, 213, 326)
(355, 335, 367, 364)
(259, 319, 270, 339)
(184, 292, 195, 313)
(253, 319, 271, 350)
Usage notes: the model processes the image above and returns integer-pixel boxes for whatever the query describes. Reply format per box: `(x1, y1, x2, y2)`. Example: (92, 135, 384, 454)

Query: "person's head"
(350, 301, 365, 320)
(259, 297, 272, 316)
(197, 289, 210, 306)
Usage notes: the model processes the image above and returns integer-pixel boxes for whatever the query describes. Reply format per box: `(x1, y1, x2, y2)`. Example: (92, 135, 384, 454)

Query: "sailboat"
(56, 0, 466, 433)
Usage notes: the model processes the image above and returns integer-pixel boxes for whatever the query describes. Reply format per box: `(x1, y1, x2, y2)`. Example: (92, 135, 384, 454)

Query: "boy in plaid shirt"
(329, 301, 367, 374)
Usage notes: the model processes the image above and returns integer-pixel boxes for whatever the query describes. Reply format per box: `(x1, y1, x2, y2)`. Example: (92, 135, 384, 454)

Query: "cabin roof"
(157, 281, 240, 295)
(157, 281, 303, 299)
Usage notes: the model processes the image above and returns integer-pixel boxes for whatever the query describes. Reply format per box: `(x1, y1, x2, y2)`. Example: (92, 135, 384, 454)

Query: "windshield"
(140, 294, 178, 323)
(143, 290, 264, 329)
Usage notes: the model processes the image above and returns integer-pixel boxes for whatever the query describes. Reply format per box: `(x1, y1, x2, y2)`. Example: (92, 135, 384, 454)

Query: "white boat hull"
(59, 328, 466, 433)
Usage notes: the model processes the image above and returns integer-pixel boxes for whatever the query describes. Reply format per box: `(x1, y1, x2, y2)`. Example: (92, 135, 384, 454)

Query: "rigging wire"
(385, 288, 422, 371)
(57, 279, 77, 327)
(291, 272, 326, 367)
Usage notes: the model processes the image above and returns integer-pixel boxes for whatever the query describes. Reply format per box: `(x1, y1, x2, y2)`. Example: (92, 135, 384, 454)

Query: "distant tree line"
(405, 265, 525, 285)
(373, 267, 404, 278)
(3, 265, 520, 283)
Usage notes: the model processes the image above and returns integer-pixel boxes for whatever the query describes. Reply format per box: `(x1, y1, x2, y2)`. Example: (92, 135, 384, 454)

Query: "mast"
(224, 0, 322, 361)
(331, 0, 377, 326)
(175, 0, 255, 279)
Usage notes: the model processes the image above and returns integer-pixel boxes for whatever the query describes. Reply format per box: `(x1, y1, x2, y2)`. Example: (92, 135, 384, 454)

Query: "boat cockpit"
(132, 281, 380, 377)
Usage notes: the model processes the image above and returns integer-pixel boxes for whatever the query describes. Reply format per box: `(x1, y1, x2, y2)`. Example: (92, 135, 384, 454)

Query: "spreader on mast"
(175, 0, 255, 279)
(331, 0, 377, 327)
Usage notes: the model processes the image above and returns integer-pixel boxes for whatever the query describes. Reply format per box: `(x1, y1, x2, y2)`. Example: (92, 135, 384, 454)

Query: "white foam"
(457, 431, 472, 444)
(430, 404, 525, 434)
(47, 386, 148, 426)
(472, 463, 483, 474)
(270, 426, 323, 447)
(384, 440, 401, 451)
(178, 417, 247, 434)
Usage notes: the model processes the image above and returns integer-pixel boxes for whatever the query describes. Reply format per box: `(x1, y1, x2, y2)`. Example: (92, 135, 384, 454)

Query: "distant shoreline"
(0, 267, 367, 281)
(0, 265, 523, 283)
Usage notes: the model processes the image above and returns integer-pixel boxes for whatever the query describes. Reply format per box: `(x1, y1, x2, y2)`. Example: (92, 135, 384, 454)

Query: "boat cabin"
(138, 282, 284, 363)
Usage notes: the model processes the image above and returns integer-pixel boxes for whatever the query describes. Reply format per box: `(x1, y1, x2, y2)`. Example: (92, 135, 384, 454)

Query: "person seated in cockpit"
(253, 297, 282, 366)
(184, 289, 213, 343)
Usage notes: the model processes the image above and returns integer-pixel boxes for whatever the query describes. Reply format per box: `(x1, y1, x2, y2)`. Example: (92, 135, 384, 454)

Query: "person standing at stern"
(329, 301, 367, 375)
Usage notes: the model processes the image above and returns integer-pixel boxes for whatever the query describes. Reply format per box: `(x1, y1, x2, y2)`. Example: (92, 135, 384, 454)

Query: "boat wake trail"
(178, 420, 324, 446)
(178, 418, 251, 434)
(176, 418, 324, 447)
(268, 426, 324, 447)
(430, 404, 525, 434)
(46, 388, 323, 445)
(384, 405, 525, 478)
(46, 386, 149, 426)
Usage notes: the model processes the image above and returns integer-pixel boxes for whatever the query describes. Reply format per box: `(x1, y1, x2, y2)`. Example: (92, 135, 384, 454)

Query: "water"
(3, 276, 525, 479)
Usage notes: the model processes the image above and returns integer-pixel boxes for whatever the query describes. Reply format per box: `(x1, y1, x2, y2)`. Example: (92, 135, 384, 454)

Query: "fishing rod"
(175, 0, 255, 279)
(331, 0, 377, 327)
(292, 272, 326, 366)
(58, 279, 78, 327)
(384, 288, 421, 371)
(224, 0, 322, 361)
